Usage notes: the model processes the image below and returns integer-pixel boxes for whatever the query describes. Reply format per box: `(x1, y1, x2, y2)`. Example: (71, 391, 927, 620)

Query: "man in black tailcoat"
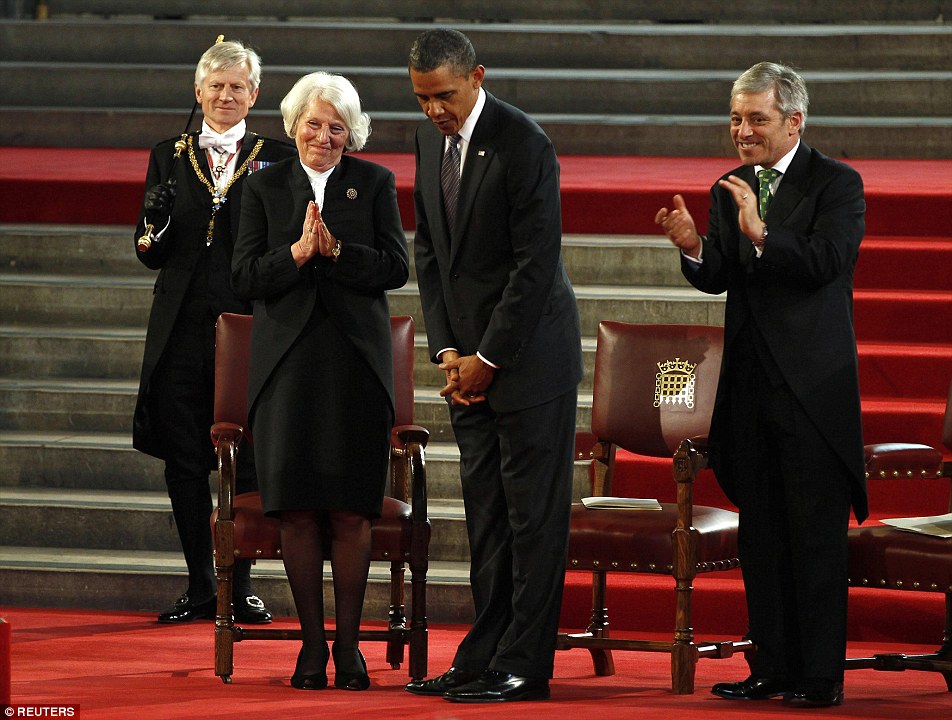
(656, 61, 867, 708)
(132, 39, 295, 624)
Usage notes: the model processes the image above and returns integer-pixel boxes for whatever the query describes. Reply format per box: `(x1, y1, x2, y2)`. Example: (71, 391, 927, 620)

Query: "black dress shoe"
(711, 675, 793, 700)
(157, 594, 216, 624)
(405, 666, 484, 696)
(783, 682, 844, 708)
(443, 670, 550, 703)
(233, 594, 273, 624)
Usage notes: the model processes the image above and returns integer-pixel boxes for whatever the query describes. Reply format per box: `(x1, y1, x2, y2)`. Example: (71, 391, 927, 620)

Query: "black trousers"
(150, 317, 257, 601)
(449, 387, 577, 679)
(725, 326, 852, 685)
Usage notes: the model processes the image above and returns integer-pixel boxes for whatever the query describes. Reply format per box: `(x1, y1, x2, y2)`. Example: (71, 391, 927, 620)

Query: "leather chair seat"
(848, 525, 952, 592)
(567, 503, 740, 572)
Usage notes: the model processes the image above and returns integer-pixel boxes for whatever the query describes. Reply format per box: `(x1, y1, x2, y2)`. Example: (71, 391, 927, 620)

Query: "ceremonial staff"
(137, 34, 225, 251)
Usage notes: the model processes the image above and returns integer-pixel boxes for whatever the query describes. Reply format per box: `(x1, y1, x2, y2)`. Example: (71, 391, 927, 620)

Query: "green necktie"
(757, 168, 780, 219)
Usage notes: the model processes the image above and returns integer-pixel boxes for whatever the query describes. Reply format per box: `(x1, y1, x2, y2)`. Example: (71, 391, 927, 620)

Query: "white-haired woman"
(232, 71, 409, 691)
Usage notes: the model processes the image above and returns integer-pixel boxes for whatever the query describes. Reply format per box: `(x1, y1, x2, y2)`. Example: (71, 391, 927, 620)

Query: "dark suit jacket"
(132, 130, 296, 459)
(231, 154, 409, 419)
(412, 92, 583, 412)
(682, 141, 868, 521)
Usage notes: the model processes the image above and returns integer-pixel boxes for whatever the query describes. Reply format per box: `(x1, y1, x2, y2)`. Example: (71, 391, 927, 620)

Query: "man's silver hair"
(732, 61, 809, 133)
(194, 40, 262, 92)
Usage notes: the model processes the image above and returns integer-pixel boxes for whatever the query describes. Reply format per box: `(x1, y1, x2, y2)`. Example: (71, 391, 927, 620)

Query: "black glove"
(143, 179, 176, 222)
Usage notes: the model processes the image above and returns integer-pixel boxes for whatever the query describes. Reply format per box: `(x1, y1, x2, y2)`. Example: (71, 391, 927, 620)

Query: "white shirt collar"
(300, 161, 336, 208)
(756, 139, 800, 178)
(455, 87, 486, 145)
(447, 88, 486, 173)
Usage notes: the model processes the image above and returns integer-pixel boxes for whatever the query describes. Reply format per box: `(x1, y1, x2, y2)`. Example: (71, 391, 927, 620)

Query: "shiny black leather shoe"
(233, 594, 273, 624)
(443, 670, 550, 703)
(332, 643, 370, 691)
(782, 682, 844, 708)
(157, 594, 216, 624)
(711, 675, 794, 700)
(405, 666, 484, 696)
(290, 643, 329, 690)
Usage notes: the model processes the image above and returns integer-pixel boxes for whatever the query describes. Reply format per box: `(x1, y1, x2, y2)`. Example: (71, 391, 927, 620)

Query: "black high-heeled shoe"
(332, 643, 370, 691)
(290, 642, 329, 690)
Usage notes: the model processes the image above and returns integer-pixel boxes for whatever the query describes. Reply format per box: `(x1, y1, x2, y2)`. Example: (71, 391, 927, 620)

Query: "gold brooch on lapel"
(477, 150, 486, 156)
(346, 188, 358, 200)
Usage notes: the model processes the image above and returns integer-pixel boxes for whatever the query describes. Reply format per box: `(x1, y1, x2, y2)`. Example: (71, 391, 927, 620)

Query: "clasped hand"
(438, 351, 495, 406)
(292, 200, 338, 267)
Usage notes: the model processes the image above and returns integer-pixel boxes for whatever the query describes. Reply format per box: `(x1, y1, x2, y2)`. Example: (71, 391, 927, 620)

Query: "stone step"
(0, 546, 476, 624)
(4, 63, 950, 119)
(0, 225, 688, 287)
(0, 486, 472, 561)
(0, 377, 594, 444)
(0, 431, 593, 499)
(2, 19, 949, 71)
(24, 0, 952, 24)
(0, 224, 152, 276)
(0, 275, 726, 336)
(5, 107, 948, 158)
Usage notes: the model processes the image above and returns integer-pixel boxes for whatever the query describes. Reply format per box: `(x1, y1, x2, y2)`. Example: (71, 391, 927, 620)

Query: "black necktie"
(441, 134, 462, 230)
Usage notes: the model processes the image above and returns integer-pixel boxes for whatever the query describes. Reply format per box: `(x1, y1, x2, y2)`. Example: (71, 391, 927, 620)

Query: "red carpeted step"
(858, 341, 952, 398)
(853, 289, 952, 345)
(861, 396, 948, 449)
(856, 236, 952, 293)
(2, 149, 951, 238)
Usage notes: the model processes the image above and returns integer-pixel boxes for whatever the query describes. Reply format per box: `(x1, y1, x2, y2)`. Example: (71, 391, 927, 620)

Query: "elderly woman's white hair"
(280, 72, 371, 152)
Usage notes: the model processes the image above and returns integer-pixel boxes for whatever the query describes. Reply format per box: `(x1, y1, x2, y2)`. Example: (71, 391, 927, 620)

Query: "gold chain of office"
(187, 135, 265, 244)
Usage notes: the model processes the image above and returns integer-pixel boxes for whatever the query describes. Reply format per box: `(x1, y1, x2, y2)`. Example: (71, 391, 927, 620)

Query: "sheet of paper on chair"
(581, 496, 663, 510)
(879, 513, 952, 538)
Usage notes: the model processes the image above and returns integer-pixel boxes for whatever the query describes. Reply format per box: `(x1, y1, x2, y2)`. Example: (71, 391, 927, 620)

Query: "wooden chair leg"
(214, 518, 236, 683)
(408, 551, 429, 681)
(386, 562, 406, 669)
(586, 570, 615, 676)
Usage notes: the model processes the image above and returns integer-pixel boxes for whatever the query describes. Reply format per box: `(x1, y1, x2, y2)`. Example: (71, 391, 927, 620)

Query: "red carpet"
(2, 607, 949, 720)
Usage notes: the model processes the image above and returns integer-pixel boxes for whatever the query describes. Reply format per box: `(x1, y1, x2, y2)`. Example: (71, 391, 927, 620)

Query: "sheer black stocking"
(329, 510, 372, 674)
(280, 511, 328, 676)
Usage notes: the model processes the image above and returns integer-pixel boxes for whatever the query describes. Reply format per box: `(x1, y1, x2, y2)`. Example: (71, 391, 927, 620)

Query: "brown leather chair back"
(390, 315, 414, 428)
(592, 322, 723, 457)
(214, 313, 254, 433)
(214, 313, 416, 436)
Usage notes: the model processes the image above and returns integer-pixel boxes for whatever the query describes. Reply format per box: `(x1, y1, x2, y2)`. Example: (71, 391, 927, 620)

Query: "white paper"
(879, 513, 952, 539)
(581, 496, 663, 511)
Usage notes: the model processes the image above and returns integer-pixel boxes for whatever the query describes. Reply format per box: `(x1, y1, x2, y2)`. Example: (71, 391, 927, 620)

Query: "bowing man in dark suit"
(404, 29, 583, 704)
(133, 39, 296, 625)
(655, 62, 866, 709)
(232, 71, 409, 691)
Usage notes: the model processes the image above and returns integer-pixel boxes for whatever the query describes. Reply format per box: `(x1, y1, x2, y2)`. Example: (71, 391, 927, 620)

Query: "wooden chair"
(210, 313, 430, 684)
(845, 380, 952, 690)
(557, 321, 754, 694)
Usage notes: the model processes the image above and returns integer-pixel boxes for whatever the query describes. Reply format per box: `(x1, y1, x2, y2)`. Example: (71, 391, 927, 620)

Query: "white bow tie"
(198, 127, 243, 154)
